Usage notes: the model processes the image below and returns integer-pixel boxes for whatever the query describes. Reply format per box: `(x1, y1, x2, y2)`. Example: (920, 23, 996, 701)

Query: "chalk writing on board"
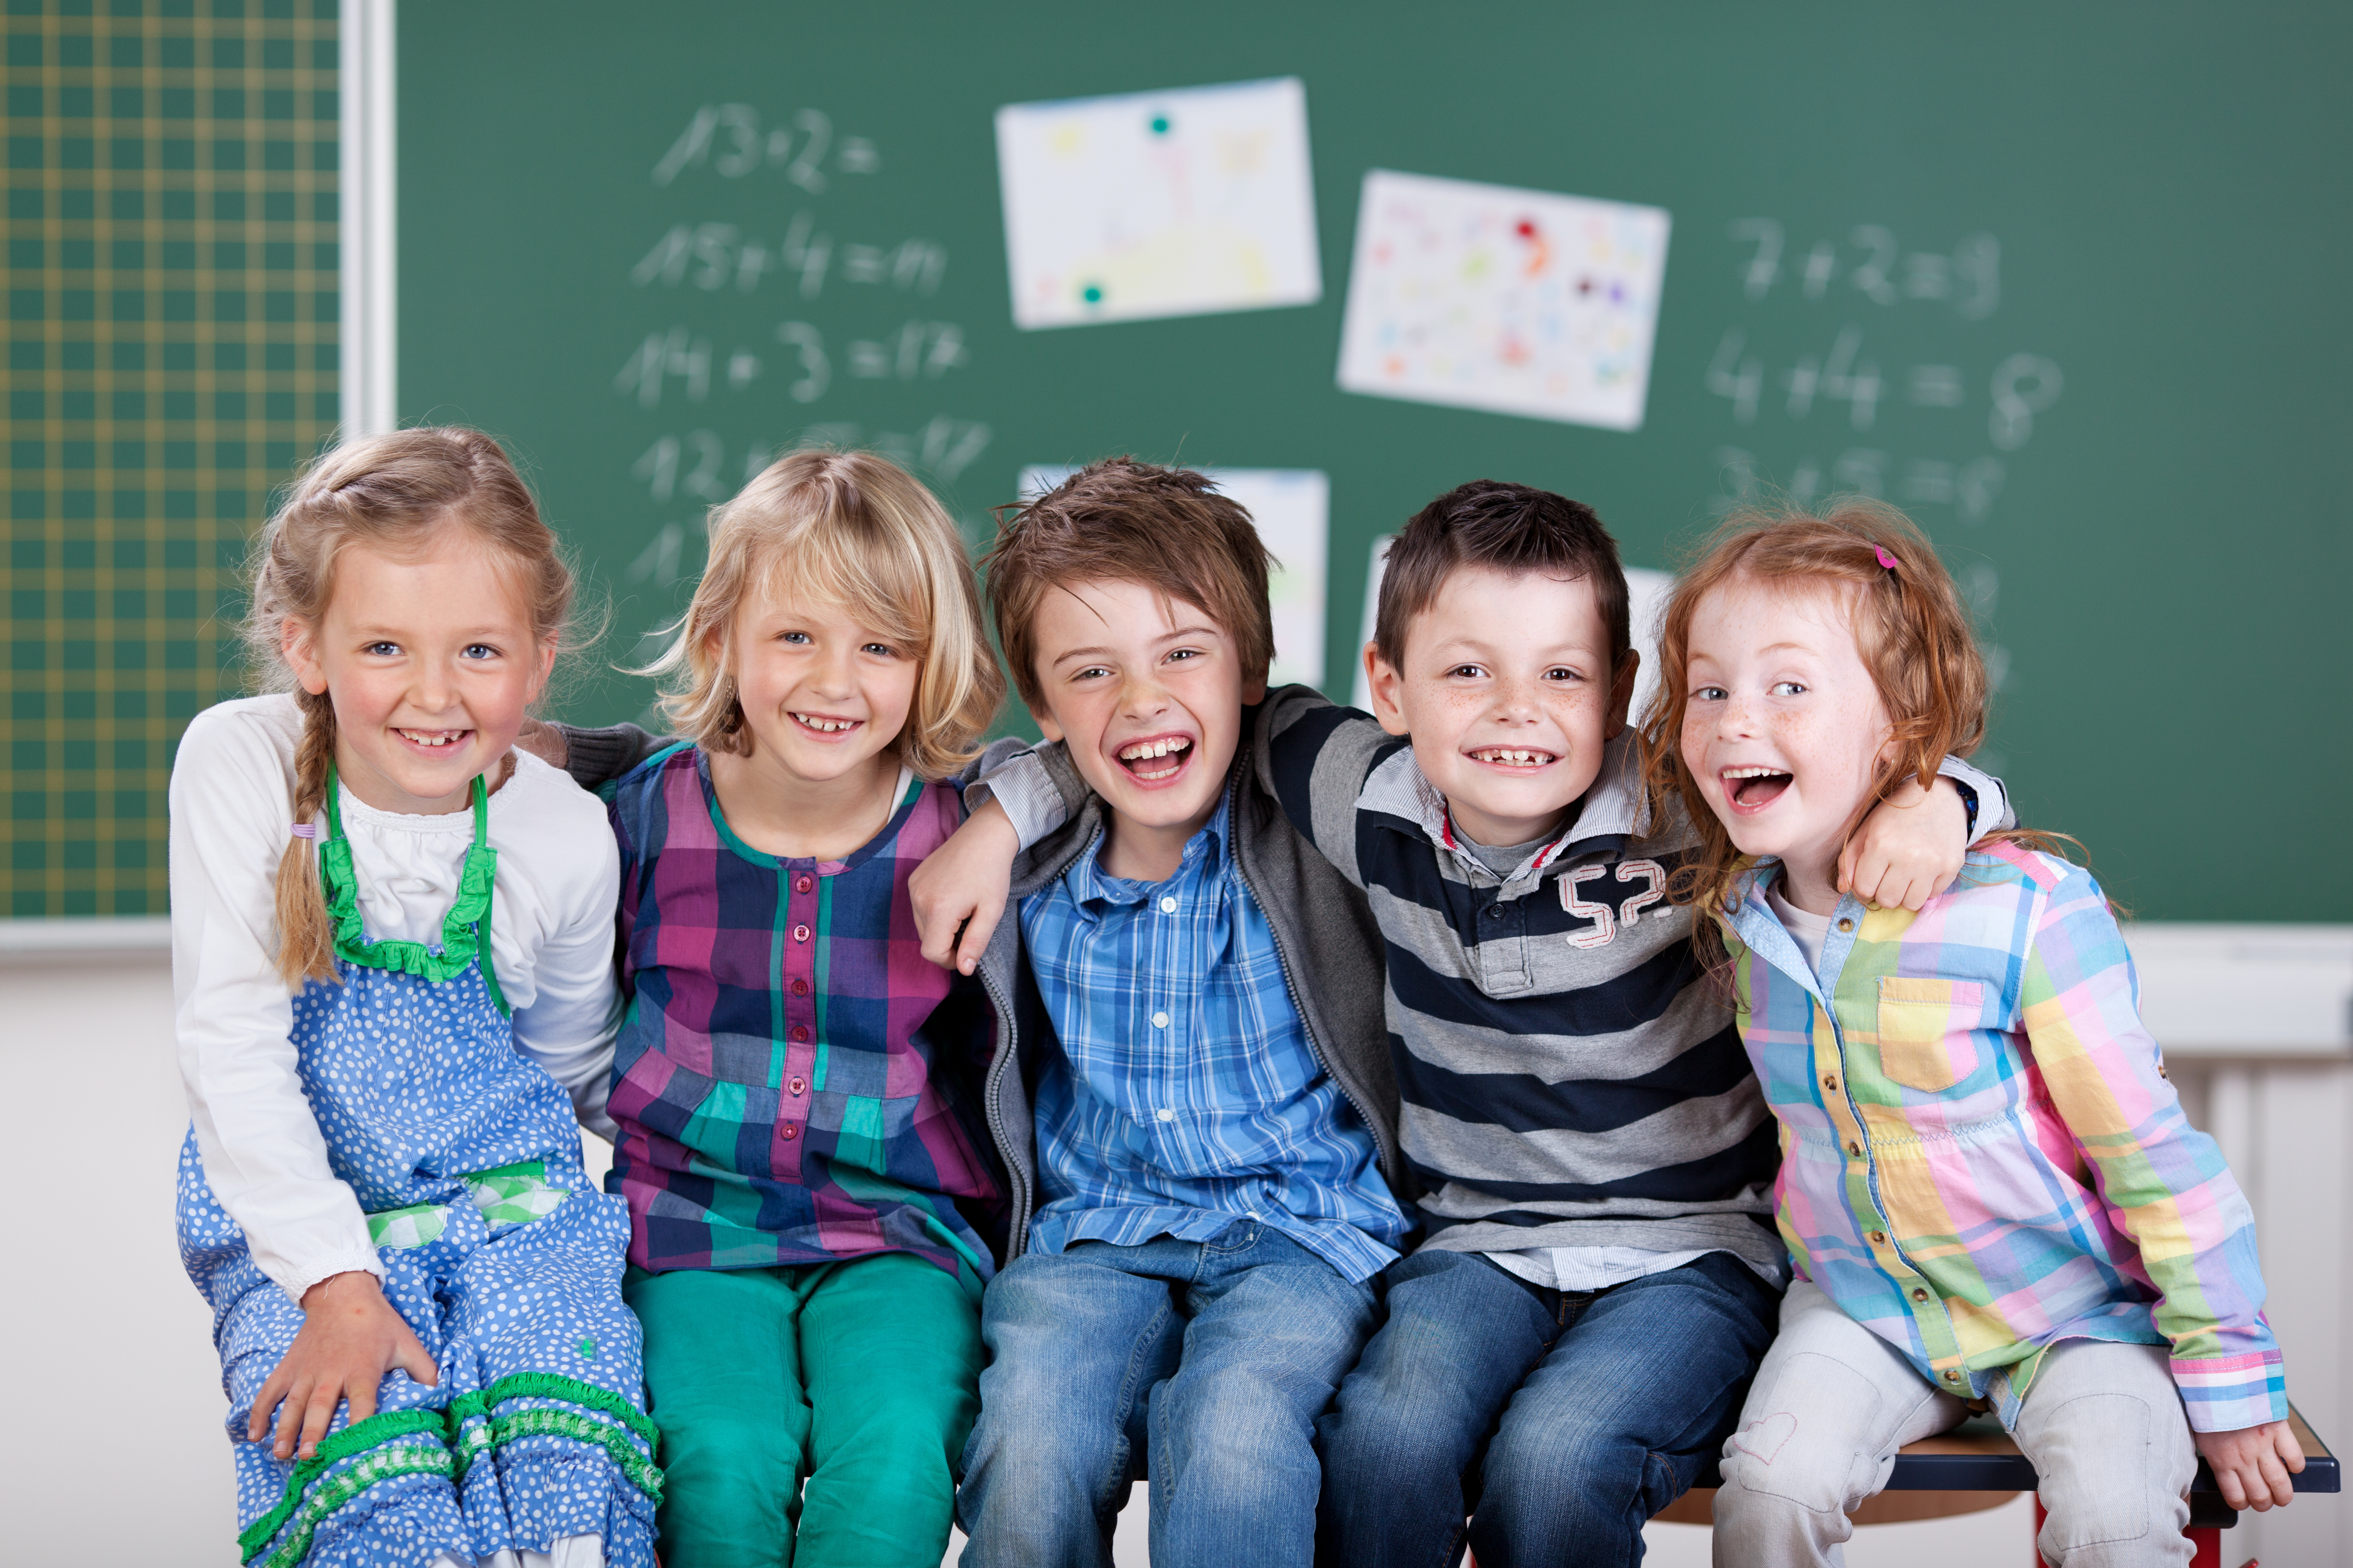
(996, 77, 1322, 330)
(1335, 169, 1672, 431)
(1728, 219, 1999, 318)
(1703, 218, 2047, 702)
(633, 420, 995, 508)
(652, 104, 879, 189)
(631, 220, 946, 300)
(612, 320, 968, 409)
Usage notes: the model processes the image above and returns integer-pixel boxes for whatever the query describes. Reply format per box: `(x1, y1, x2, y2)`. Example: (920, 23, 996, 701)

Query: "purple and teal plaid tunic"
(1719, 839, 2284, 1433)
(607, 744, 1002, 1290)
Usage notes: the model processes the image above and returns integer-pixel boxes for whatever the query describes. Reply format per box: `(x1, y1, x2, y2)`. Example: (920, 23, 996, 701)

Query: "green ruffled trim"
(236, 1374, 661, 1566)
(445, 1370, 659, 1448)
(451, 1405, 665, 1505)
(237, 1409, 448, 1561)
(320, 768, 508, 1015)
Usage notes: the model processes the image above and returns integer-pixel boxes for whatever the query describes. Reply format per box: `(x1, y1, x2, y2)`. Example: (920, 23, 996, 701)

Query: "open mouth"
(394, 727, 471, 751)
(1467, 747, 1556, 769)
(791, 711, 863, 738)
(1721, 765, 1793, 811)
(1115, 734, 1194, 783)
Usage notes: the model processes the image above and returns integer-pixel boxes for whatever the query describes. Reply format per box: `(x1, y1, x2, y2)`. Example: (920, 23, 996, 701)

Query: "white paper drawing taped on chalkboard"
(1337, 169, 1671, 431)
(996, 78, 1322, 330)
(1022, 465, 1328, 690)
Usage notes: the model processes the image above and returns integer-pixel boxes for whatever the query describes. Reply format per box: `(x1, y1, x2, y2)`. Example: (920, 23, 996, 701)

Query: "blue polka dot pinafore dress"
(176, 772, 660, 1568)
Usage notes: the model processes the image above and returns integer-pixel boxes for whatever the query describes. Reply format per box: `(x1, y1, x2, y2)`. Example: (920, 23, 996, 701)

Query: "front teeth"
(1473, 749, 1552, 765)
(794, 714, 858, 733)
(399, 729, 462, 748)
(1722, 766, 1786, 778)
(1118, 738, 1192, 762)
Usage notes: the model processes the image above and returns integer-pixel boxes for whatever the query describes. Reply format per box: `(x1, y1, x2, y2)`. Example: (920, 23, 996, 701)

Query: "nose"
(807, 638, 858, 699)
(1118, 666, 1173, 722)
(1487, 673, 1541, 724)
(1714, 688, 1762, 740)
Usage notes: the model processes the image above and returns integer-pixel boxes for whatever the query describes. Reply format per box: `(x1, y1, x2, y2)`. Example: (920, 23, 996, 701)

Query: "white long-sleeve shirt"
(169, 694, 623, 1305)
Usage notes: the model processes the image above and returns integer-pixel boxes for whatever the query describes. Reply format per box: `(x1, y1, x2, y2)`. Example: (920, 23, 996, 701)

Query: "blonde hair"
(646, 449, 1002, 778)
(1638, 497, 1989, 925)
(245, 426, 574, 991)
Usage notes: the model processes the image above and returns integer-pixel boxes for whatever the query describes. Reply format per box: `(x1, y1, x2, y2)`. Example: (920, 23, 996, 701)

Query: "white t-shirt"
(1765, 879, 1835, 977)
(169, 694, 623, 1304)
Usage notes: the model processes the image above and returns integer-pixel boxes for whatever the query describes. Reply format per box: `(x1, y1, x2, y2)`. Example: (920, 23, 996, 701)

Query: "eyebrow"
(1048, 624, 1221, 666)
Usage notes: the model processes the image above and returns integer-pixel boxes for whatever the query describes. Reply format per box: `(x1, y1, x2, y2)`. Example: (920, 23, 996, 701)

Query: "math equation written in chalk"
(1336, 169, 1671, 432)
(995, 77, 1323, 330)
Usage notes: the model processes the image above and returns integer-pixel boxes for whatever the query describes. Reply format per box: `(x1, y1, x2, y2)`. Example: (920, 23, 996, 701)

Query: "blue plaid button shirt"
(1019, 796, 1407, 1283)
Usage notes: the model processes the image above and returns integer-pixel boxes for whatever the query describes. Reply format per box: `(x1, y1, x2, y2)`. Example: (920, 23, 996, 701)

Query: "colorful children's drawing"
(1336, 169, 1672, 431)
(1022, 465, 1329, 689)
(996, 78, 1322, 330)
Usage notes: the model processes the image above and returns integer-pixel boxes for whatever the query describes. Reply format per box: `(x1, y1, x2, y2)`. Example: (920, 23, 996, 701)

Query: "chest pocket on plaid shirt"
(1874, 976, 1986, 1092)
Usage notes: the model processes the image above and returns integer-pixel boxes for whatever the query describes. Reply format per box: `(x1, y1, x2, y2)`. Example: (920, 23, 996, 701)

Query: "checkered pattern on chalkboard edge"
(5, 0, 338, 917)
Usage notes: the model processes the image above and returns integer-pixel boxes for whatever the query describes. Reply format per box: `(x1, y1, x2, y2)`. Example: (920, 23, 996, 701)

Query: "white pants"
(1712, 1281, 2196, 1567)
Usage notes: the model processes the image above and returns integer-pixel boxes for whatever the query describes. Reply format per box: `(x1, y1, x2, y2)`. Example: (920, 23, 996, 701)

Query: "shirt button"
(781, 1124, 799, 1140)
(1911, 1287, 1930, 1303)
(1943, 1369, 1963, 1384)
(1837, 918, 1854, 932)
(790, 1025, 809, 1043)
(1847, 1141, 1862, 1157)
(1156, 1108, 1175, 1122)
(1151, 1010, 1170, 1029)
(1869, 1230, 1887, 1245)
(795, 874, 813, 894)
(1823, 1074, 1838, 1093)
(792, 924, 811, 943)
(788, 1076, 806, 1096)
(790, 978, 809, 997)
(1160, 896, 1178, 913)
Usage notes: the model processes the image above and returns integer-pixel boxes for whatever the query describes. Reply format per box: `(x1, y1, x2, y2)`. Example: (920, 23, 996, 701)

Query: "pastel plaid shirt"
(606, 745, 1002, 1288)
(1719, 839, 2285, 1433)
(1019, 795, 1407, 1284)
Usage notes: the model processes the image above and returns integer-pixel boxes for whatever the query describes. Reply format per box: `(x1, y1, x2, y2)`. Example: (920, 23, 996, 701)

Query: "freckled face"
(1681, 573, 1895, 873)
(1365, 565, 1635, 848)
(283, 533, 551, 816)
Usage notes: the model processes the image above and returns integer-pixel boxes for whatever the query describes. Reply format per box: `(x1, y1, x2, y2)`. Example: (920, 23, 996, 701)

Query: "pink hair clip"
(1872, 545, 1900, 572)
(290, 823, 319, 840)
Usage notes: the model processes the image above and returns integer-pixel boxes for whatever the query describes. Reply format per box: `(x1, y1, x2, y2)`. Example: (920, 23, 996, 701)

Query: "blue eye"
(461, 644, 498, 661)
(363, 641, 399, 657)
(1693, 685, 1727, 702)
(862, 642, 896, 658)
(1770, 680, 1807, 697)
(780, 630, 811, 645)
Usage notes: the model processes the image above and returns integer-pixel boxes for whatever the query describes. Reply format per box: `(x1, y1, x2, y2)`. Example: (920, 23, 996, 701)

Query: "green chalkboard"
(398, 1, 2350, 922)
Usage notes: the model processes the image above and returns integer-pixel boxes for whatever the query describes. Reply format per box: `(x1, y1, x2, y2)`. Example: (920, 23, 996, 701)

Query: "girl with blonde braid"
(172, 427, 659, 1568)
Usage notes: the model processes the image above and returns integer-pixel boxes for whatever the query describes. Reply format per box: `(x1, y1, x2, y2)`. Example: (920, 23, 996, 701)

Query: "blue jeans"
(956, 1221, 1379, 1568)
(1317, 1247, 1780, 1568)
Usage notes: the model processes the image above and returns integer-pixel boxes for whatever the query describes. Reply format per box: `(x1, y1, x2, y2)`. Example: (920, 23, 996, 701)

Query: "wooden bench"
(1648, 1405, 2339, 1565)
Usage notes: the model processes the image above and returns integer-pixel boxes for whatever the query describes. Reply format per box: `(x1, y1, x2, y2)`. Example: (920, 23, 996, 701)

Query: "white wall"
(3, 927, 2341, 1565)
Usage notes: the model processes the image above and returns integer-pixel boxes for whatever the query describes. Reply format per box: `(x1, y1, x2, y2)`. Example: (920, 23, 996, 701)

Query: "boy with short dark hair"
(924, 477, 2009, 1566)
(935, 458, 1410, 1568)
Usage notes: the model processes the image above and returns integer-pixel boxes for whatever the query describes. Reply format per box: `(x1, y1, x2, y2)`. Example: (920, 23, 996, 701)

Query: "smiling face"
(1365, 564, 1635, 849)
(1680, 572, 1895, 905)
(283, 530, 553, 816)
(1027, 577, 1263, 881)
(722, 570, 919, 797)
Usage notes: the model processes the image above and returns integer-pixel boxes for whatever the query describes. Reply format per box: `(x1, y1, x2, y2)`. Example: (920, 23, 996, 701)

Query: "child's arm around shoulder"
(1838, 754, 2014, 912)
(496, 751, 625, 1140)
(2010, 852, 2300, 1507)
(1250, 682, 1399, 891)
(908, 736, 1076, 975)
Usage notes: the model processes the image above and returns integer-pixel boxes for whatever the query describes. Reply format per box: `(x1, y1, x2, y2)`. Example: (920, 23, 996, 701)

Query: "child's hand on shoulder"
(1839, 775, 1970, 912)
(911, 797, 1021, 975)
(248, 1270, 439, 1461)
(2195, 1420, 2303, 1511)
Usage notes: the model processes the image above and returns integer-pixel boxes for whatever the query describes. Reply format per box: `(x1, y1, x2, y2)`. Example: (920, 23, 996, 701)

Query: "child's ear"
(281, 616, 328, 696)
(529, 635, 558, 701)
(1363, 642, 1409, 737)
(1603, 648, 1641, 741)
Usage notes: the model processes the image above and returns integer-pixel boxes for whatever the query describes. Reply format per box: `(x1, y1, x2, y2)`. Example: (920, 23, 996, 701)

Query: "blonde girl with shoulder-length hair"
(643, 447, 1003, 780)
(170, 426, 660, 1568)
(585, 449, 1013, 1568)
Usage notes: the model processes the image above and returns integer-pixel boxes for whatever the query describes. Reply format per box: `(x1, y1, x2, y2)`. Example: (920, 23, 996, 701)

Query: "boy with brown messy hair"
(919, 458, 1411, 1568)
(920, 476, 2013, 1567)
